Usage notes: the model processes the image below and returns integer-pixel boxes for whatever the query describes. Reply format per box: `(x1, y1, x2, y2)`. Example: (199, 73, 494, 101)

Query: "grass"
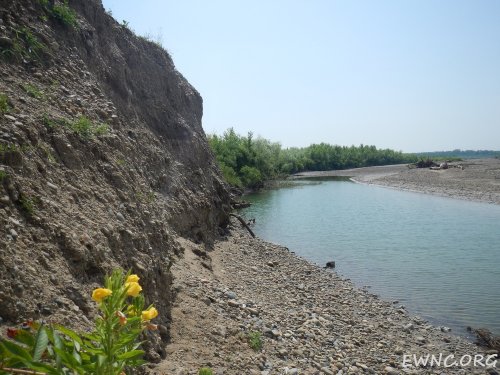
(39, 0, 77, 28)
(248, 331, 263, 352)
(198, 368, 214, 375)
(22, 83, 45, 100)
(1, 27, 46, 62)
(18, 193, 38, 217)
(135, 191, 156, 204)
(42, 114, 109, 138)
(0, 93, 11, 114)
(38, 144, 56, 163)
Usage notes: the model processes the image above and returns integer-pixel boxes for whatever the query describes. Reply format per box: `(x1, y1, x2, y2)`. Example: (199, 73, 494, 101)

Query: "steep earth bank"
(0, 0, 230, 360)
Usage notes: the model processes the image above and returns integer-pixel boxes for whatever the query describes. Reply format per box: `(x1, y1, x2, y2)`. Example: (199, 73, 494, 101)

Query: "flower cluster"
(1, 270, 158, 375)
(91, 273, 158, 327)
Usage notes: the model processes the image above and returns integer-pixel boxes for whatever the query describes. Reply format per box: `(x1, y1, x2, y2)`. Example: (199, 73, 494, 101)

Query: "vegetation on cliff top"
(208, 128, 418, 188)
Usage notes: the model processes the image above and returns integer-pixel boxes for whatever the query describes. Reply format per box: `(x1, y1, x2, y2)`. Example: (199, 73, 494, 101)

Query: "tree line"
(208, 128, 418, 188)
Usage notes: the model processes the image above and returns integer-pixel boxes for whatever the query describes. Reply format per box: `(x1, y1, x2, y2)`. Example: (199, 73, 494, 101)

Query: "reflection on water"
(243, 180, 500, 337)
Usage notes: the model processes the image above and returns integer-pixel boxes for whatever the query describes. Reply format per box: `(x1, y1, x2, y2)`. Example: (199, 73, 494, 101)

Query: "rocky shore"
(152, 223, 498, 375)
(294, 158, 500, 206)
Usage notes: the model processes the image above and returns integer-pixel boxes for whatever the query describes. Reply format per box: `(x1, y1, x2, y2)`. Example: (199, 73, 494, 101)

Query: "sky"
(101, 0, 500, 153)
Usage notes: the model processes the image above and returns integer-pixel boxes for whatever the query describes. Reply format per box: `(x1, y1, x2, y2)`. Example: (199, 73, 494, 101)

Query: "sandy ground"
(293, 158, 500, 205)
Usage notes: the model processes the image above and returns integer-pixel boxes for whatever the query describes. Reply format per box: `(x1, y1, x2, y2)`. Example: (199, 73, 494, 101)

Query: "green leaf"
(53, 330, 63, 368)
(0, 339, 32, 360)
(72, 348, 82, 365)
(32, 326, 49, 361)
(116, 349, 144, 360)
(54, 325, 83, 345)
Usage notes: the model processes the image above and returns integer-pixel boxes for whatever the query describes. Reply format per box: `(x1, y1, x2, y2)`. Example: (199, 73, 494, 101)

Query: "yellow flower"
(126, 304, 137, 317)
(125, 281, 142, 297)
(141, 307, 158, 321)
(92, 288, 112, 302)
(126, 274, 140, 283)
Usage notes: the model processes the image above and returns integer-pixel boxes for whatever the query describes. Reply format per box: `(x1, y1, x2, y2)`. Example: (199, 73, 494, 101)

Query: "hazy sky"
(101, 0, 500, 153)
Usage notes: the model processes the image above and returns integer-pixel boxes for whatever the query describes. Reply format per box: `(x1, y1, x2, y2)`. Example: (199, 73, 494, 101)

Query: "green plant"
(70, 116, 93, 138)
(0, 170, 8, 182)
(38, 144, 56, 163)
(248, 331, 263, 352)
(51, 0, 77, 27)
(22, 83, 44, 100)
(135, 191, 156, 204)
(0, 93, 11, 114)
(198, 368, 214, 375)
(0, 270, 158, 375)
(1, 27, 45, 62)
(42, 115, 108, 138)
(18, 193, 37, 217)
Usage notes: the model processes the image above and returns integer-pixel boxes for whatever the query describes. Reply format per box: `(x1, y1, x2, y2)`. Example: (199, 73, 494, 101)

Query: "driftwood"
(472, 328, 500, 352)
(229, 213, 255, 238)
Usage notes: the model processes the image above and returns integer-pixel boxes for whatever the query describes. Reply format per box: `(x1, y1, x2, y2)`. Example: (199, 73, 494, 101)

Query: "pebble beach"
(153, 159, 500, 375)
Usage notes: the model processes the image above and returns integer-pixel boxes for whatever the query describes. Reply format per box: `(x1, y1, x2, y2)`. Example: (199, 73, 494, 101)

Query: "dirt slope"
(0, 0, 230, 361)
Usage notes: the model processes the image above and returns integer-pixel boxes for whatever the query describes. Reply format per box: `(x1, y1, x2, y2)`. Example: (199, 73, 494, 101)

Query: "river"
(242, 179, 500, 337)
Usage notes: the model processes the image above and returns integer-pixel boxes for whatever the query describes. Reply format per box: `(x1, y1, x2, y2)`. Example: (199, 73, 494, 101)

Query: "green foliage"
(22, 83, 44, 100)
(248, 331, 263, 352)
(42, 0, 78, 27)
(0, 27, 46, 62)
(18, 193, 37, 217)
(208, 128, 418, 189)
(42, 114, 109, 138)
(240, 166, 263, 189)
(198, 368, 214, 375)
(0, 270, 158, 375)
(0, 93, 11, 114)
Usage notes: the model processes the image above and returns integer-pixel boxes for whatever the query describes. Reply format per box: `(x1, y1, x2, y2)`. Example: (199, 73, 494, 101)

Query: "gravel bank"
(152, 225, 498, 375)
(294, 158, 500, 205)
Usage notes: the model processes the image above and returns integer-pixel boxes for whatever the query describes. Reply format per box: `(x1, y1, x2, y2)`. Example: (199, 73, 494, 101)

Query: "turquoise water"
(243, 179, 500, 337)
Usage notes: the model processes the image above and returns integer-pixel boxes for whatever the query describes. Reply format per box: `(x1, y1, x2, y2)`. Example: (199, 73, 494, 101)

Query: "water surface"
(243, 179, 500, 337)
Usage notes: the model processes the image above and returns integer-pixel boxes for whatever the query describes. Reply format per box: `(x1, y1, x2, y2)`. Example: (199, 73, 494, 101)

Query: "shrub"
(240, 166, 263, 189)
(0, 270, 158, 375)
(248, 331, 263, 352)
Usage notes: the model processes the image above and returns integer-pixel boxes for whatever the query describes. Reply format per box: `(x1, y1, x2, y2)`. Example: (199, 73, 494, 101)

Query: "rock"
(225, 291, 237, 299)
(384, 366, 398, 375)
(325, 261, 336, 268)
(227, 300, 240, 308)
(402, 323, 413, 332)
(0, 36, 13, 48)
(9, 228, 18, 239)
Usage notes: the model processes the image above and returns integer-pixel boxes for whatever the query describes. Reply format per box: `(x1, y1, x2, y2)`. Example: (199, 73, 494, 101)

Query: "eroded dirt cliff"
(0, 0, 230, 361)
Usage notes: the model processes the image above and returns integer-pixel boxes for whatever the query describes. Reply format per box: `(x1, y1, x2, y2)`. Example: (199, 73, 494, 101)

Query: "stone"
(225, 291, 237, 299)
(325, 261, 336, 268)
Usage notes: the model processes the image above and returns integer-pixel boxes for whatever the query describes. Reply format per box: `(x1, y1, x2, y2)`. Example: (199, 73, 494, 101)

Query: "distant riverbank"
(293, 158, 500, 205)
